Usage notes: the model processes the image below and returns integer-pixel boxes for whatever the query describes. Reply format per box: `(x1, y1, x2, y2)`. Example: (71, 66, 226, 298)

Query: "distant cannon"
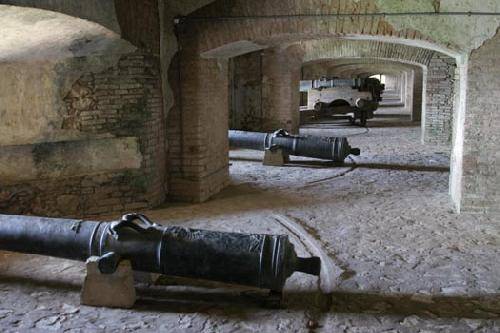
(0, 213, 321, 293)
(229, 129, 360, 163)
(303, 77, 385, 126)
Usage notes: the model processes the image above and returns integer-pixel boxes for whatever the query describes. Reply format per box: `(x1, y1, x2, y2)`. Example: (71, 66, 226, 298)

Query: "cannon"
(229, 129, 360, 162)
(0, 213, 320, 292)
(304, 77, 385, 126)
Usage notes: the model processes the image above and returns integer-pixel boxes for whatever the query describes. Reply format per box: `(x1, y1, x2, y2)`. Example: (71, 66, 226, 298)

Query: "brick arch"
(319, 63, 415, 78)
(297, 41, 459, 141)
(299, 39, 435, 67)
(171, 0, 472, 210)
(182, 0, 460, 59)
(302, 58, 424, 79)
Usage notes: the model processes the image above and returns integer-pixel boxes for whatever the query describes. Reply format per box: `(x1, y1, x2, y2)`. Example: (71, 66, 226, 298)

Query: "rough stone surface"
(81, 258, 136, 309)
(263, 148, 289, 167)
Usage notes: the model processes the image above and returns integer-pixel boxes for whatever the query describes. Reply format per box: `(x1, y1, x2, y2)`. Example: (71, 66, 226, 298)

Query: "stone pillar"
(399, 72, 406, 103)
(412, 67, 424, 122)
(403, 71, 414, 116)
(451, 31, 500, 214)
(424, 53, 456, 147)
(168, 45, 229, 202)
(261, 46, 303, 134)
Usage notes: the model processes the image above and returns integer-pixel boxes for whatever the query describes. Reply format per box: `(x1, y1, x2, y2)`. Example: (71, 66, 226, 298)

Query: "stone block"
(81, 257, 136, 309)
(263, 148, 289, 166)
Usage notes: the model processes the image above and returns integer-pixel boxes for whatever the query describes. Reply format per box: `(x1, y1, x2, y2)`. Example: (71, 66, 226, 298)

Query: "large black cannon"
(229, 129, 360, 162)
(0, 213, 320, 292)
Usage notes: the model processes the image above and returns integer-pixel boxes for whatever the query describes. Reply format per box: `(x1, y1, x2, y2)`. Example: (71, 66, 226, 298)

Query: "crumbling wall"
(0, 3, 165, 217)
(0, 52, 165, 217)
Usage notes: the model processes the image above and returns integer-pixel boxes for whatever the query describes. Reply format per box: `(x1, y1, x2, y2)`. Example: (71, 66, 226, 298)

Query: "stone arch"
(180, 0, 480, 60)
(170, 19, 458, 203)
(0, 1, 121, 33)
(0, 4, 134, 62)
(299, 39, 435, 67)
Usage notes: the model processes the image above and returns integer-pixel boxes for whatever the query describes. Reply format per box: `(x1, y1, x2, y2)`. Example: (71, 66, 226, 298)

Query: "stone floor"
(0, 111, 499, 332)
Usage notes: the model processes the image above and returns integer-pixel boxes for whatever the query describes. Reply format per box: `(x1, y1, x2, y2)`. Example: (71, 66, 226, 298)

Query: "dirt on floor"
(0, 111, 499, 332)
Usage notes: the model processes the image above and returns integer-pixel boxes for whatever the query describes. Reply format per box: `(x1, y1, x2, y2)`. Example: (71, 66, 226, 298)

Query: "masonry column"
(403, 71, 414, 116)
(424, 53, 456, 147)
(261, 46, 303, 133)
(168, 40, 229, 202)
(412, 68, 424, 122)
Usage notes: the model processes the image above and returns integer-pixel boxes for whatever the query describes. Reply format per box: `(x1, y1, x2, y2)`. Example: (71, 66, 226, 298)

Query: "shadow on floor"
(365, 120, 419, 128)
(229, 156, 344, 169)
(230, 157, 449, 173)
(0, 273, 498, 319)
(301, 114, 417, 129)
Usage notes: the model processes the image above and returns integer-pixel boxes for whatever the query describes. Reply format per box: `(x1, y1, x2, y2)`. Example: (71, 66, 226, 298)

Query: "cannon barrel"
(229, 129, 360, 162)
(0, 214, 320, 292)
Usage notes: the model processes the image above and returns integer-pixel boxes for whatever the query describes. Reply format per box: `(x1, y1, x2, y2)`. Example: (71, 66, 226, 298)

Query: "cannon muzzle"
(0, 214, 320, 292)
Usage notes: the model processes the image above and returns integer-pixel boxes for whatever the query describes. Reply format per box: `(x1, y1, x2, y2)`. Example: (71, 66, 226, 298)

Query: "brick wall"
(424, 53, 456, 147)
(460, 30, 500, 214)
(0, 51, 166, 217)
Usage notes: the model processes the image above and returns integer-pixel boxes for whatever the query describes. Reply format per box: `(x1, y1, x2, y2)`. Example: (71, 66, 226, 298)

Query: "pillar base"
(81, 257, 136, 309)
(263, 148, 289, 166)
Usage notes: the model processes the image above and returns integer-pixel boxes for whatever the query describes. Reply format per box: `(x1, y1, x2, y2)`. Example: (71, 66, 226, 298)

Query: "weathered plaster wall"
(0, 0, 121, 33)
(0, 5, 133, 63)
(0, 52, 166, 217)
(0, 3, 166, 217)
(424, 53, 456, 147)
(459, 29, 500, 214)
